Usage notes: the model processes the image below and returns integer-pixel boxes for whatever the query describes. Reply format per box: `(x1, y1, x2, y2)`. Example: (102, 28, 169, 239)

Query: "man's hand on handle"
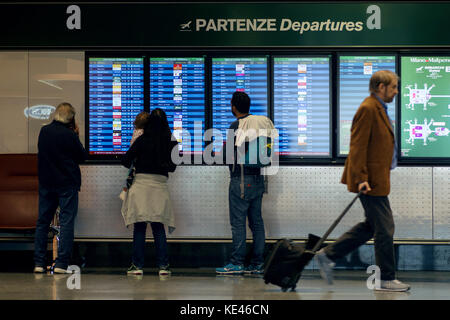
(358, 181, 371, 194)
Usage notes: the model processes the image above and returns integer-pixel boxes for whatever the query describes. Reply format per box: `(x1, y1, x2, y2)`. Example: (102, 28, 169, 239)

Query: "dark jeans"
(324, 194, 396, 280)
(34, 185, 79, 270)
(229, 175, 265, 266)
(132, 222, 169, 268)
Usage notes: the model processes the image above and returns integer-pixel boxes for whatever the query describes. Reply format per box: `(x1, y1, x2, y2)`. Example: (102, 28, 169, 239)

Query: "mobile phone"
(68, 118, 76, 130)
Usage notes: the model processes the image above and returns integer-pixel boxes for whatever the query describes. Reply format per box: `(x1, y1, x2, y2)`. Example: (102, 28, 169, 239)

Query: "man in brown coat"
(315, 70, 410, 292)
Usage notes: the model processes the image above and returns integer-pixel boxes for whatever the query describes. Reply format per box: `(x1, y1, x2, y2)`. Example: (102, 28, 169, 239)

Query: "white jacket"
(235, 115, 278, 147)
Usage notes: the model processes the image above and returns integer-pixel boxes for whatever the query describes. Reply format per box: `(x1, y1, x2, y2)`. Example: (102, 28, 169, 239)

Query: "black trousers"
(324, 194, 396, 280)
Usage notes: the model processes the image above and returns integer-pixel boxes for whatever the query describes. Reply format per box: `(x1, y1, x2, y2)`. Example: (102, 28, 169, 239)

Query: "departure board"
(273, 57, 331, 157)
(150, 57, 205, 154)
(401, 56, 450, 158)
(338, 55, 396, 155)
(211, 57, 268, 149)
(88, 57, 144, 155)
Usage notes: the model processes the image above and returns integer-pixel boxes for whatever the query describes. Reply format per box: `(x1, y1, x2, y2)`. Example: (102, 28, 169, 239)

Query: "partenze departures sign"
(0, 2, 449, 47)
(186, 4, 380, 34)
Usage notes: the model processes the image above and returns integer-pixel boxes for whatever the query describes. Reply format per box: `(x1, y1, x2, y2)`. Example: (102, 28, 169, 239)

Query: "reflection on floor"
(0, 269, 448, 300)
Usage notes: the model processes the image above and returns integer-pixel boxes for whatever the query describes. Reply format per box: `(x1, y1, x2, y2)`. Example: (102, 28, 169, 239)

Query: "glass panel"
(0, 52, 28, 153)
(28, 52, 85, 152)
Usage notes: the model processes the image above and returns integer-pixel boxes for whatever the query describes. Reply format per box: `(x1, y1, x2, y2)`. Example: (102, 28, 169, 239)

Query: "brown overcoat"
(341, 94, 395, 196)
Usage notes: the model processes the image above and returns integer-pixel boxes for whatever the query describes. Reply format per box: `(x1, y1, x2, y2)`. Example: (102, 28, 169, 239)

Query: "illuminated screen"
(338, 55, 396, 155)
(211, 57, 268, 149)
(88, 57, 144, 155)
(401, 56, 450, 158)
(150, 57, 205, 154)
(273, 57, 331, 157)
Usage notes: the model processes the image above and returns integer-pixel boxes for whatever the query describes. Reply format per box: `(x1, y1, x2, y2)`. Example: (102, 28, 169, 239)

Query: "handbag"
(119, 161, 136, 201)
(126, 165, 136, 189)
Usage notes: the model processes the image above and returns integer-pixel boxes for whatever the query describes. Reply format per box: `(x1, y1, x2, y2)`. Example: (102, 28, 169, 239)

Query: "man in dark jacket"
(34, 102, 87, 274)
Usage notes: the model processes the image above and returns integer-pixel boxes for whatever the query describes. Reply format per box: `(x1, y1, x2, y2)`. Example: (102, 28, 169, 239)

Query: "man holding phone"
(34, 102, 87, 274)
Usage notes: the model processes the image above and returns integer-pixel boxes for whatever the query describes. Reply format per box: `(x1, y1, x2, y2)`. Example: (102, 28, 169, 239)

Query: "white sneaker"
(127, 264, 144, 276)
(314, 249, 336, 285)
(53, 267, 68, 274)
(159, 267, 171, 276)
(375, 279, 410, 292)
(34, 266, 45, 273)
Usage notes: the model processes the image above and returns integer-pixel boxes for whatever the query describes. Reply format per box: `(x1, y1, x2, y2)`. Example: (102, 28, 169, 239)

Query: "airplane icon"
(180, 21, 192, 30)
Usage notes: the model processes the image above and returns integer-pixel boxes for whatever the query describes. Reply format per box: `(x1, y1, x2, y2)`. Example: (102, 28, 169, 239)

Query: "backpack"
(237, 135, 273, 168)
(233, 115, 278, 199)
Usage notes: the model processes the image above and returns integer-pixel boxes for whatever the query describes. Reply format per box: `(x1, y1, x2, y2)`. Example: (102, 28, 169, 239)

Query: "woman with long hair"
(121, 108, 178, 276)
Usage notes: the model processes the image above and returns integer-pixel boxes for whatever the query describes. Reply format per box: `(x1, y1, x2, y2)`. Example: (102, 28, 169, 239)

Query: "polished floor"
(0, 269, 448, 300)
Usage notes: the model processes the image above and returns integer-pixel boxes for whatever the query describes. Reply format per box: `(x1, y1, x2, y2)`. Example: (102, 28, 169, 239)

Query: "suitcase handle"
(310, 189, 364, 253)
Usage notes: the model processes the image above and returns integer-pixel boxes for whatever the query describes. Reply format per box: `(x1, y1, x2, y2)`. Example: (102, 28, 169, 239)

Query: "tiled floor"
(0, 269, 448, 300)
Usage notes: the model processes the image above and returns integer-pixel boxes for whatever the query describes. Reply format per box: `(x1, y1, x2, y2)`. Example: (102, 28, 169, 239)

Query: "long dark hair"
(143, 108, 173, 166)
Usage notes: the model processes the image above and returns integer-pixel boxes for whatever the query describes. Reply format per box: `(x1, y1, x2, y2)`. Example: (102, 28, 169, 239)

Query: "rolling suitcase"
(263, 190, 363, 292)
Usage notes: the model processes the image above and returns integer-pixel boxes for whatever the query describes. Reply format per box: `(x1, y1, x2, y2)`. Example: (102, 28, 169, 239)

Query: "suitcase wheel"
(264, 280, 269, 284)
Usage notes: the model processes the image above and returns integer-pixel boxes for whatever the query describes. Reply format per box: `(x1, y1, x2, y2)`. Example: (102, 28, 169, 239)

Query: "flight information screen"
(401, 56, 450, 158)
(150, 57, 205, 154)
(338, 55, 396, 155)
(88, 57, 144, 155)
(273, 57, 331, 157)
(211, 57, 268, 149)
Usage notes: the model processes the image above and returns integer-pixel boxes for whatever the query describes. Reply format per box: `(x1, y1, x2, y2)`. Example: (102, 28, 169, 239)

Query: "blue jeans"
(229, 175, 265, 266)
(34, 185, 78, 270)
(132, 222, 169, 268)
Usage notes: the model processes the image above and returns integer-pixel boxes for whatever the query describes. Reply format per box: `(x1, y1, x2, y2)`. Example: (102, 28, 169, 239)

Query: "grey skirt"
(121, 173, 175, 233)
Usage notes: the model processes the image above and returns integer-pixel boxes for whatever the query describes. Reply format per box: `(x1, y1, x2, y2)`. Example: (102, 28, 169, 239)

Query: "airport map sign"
(1, 2, 450, 47)
(401, 57, 450, 158)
